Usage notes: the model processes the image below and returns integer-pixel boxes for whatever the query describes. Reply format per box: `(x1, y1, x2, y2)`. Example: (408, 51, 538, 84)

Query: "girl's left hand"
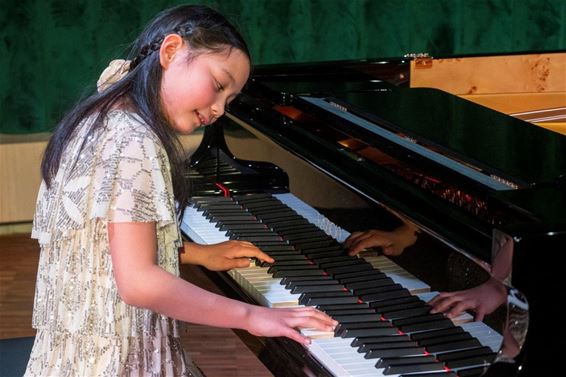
(182, 241, 274, 271)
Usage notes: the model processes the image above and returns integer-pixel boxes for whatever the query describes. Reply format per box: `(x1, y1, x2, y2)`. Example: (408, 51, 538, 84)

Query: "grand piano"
(180, 57, 566, 376)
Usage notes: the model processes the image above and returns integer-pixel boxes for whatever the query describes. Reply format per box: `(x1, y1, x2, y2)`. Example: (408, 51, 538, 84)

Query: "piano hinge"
(404, 52, 433, 69)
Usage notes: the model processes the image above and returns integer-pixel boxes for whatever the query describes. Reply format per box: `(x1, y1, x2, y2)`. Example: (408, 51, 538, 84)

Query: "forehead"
(192, 47, 250, 83)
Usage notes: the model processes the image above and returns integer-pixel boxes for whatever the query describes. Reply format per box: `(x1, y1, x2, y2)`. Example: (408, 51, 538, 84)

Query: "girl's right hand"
(245, 306, 338, 345)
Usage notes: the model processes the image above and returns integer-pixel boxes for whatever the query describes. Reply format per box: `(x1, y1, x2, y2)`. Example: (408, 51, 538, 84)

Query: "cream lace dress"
(25, 110, 203, 377)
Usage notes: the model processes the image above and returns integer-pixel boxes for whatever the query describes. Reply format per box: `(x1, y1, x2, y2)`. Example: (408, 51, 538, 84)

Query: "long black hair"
(41, 4, 250, 213)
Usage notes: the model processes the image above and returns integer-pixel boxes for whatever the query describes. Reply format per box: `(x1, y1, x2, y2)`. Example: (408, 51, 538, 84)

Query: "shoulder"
(104, 110, 160, 144)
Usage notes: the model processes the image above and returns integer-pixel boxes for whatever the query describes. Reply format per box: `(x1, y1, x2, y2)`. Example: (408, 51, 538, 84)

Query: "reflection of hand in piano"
(344, 222, 419, 257)
(182, 240, 274, 271)
(428, 277, 507, 322)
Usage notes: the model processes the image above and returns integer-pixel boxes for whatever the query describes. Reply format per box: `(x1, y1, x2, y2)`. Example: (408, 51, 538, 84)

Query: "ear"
(159, 34, 185, 69)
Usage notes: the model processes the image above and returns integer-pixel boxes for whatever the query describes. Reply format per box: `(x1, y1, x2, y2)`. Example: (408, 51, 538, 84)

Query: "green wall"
(1, 0, 565, 134)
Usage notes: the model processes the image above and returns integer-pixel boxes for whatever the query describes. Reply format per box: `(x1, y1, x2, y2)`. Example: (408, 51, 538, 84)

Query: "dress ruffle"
(26, 329, 196, 376)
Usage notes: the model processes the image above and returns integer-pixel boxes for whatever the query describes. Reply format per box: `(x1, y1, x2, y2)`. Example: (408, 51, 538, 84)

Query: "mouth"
(195, 111, 208, 127)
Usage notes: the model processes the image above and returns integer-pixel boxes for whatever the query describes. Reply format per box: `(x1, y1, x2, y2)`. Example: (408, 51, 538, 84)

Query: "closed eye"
(215, 80, 224, 92)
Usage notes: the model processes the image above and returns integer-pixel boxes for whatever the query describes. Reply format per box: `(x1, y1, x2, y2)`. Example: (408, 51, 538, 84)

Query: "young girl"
(25, 5, 336, 376)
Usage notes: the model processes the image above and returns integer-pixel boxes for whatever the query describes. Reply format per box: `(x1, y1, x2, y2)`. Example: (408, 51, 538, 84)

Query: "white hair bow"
(96, 59, 131, 93)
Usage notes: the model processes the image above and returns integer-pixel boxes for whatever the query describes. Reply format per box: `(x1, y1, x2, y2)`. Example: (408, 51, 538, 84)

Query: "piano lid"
(249, 77, 566, 190)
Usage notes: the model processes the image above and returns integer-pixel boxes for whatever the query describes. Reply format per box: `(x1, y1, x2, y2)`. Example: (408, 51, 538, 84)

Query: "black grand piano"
(180, 57, 566, 377)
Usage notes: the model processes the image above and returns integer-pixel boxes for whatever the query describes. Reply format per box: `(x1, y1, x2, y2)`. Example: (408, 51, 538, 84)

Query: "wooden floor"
(0, 233, 272, 377)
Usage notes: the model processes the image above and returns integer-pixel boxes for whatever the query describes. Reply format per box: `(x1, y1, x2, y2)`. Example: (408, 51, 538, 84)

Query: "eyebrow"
(222, 68, 236, 84)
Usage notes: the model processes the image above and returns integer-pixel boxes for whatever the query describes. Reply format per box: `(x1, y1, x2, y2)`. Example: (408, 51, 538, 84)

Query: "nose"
(211, 99, 226, 121)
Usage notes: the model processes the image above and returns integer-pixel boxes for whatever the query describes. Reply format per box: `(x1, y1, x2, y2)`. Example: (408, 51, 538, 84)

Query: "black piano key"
(234, 235, 284, 242)
(285, 278, 339, 289)
(259, 213, 301, 222)
(225, 227, 273, 235)
(426, 338, 482, 353)
(345, 277, 396, 290)
(284, 233, 330, 243)
(311, 255, 355, 264)
(267, 259, 314, 267)
(304, 249, 347, 259)
(360, 340, 419, 353)
(325, 263, 375, 275)
(298, 291, 352, 305)
(365, 346, 426, 359)
(266, 254, 306, 262)
(361, 289, 412, 303)
(218, 224, 268, 231)
(282, 228, 328, 237)
(375, 354, 436, 368)
(197, 203, 239, 211)
(209, 214, 256, 222)
(331, 313, 382, 323)
(318, 259, 367, 269)
(267, 222, 319, 232)
(272, 269, 326, 278)
(260, 245, 297, 251)
(241, 201, 282, 209)
(410, 326, 466, 341)
(279, 275, 333, 285)
(352, 334, 411, 347)
(305, 296, 361, 306)
(204, 210, 247, 218)
(352, 283, 403, 297)
(337, 271, 389, 283)
(323, 308, 377, 316)
(316, 302, 369, 311)
(338, 325, 398, 338)
(229, 231, 278, 240)
(267, 262, 322, 277)
(262, 213, 309, 225)
(291, 284, 346, 294)
(400, 319, 454, 333)
(393, 313, 446, 326)
(368, 296, 421, 310)
(377, 300, 428, 314)
(418, 332, 473, 346)
(296, 240, 341, 250)
(384, 362, 446, 375)
(253, 241, 293, 248)
(383, 305, 433, 320)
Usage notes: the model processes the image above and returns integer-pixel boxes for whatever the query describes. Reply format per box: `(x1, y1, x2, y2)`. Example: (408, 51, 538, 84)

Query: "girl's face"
(160, 38, 250, 134)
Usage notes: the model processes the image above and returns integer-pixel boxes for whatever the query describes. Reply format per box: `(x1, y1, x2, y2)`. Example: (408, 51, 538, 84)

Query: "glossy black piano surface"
(182, 58, 566, 377)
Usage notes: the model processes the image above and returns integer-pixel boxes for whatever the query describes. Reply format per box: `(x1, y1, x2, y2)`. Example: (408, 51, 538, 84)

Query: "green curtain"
(1, 0, 565, 134)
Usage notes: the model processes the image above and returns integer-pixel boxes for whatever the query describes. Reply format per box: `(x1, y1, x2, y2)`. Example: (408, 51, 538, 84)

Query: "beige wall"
(0, 132, 203, 231)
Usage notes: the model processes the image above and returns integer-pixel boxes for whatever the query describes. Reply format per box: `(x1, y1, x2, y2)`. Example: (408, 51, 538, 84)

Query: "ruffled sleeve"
(89, 115, 176, 226)
(32, 111, 180, 245)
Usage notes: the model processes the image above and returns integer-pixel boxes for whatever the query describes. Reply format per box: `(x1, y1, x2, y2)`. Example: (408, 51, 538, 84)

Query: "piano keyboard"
(180, 193, 502, 377)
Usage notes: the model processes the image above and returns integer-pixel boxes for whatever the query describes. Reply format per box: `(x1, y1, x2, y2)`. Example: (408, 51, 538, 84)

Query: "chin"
(174, 123, 200, 135)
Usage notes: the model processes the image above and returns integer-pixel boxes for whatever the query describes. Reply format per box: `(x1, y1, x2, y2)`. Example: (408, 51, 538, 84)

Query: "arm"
(109, 222, 335, 345)
(180, 240, 274, 271)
